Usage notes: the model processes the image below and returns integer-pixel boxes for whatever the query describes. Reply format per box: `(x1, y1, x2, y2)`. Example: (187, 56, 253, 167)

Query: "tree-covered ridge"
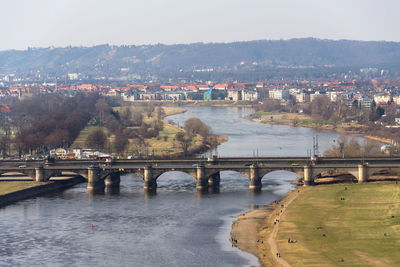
(1, 38, 400, 75)
(12, 94, 99, 154)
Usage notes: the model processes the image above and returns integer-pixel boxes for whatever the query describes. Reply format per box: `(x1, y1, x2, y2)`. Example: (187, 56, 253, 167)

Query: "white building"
(162, 92, 186, 100)
(121, 92, 139, 102)
(295, 92, 310, 103)
(226, 90, 242, 101)
(67, 73, 79, 80)
(374, 94, 391, 105)
(393, 96, 400, 105)
(269, 88, 290, 100)
(326, 91, 342, 102)
(241, 90, 258, 101)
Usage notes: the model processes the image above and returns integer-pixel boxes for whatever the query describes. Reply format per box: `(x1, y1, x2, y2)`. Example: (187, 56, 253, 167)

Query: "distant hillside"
(1, 38, 400, 76)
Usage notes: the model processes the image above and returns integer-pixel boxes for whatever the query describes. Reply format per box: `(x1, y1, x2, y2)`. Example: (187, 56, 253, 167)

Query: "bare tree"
(86, 129, 107, 150)
(0, 135, 10, 157)
(324, 135, 382, 157)
(175, 132, 192, 157)
(113, 133, 129, 155)
(184, 118, 210, 138)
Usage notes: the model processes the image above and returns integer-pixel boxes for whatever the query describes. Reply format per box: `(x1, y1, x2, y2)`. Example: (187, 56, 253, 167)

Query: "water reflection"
(105, 186, 120, 195)
(208, 187, 220, 194)
(143, 189, 157, 200)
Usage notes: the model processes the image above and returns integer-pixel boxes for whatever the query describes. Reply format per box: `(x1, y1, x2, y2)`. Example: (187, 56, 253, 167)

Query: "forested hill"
(1, 38, 400, 75)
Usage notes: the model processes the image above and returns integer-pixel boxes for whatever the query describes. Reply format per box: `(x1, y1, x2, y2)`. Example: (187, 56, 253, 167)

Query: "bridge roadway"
(1, 157, 400, 192)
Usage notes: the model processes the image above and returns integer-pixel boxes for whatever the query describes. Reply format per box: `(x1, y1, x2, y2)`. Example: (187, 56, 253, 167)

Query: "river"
(0, 106, 364, 267)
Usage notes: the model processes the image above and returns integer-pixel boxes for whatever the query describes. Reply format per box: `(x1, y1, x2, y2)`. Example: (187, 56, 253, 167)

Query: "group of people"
(231, 238, 238, 247)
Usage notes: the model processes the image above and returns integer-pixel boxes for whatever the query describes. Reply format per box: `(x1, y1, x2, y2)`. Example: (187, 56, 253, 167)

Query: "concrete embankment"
(0, 177, 85, 207)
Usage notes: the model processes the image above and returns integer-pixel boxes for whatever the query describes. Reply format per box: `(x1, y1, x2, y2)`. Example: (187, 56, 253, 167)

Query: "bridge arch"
(153, 170, 196, 181)
(212, 170, 252, 190)
(261, 170, 300, 181)
(152, 171, 197, 190)
(312, 169, 358, 184)
(0, 171, 35, 180)
(368, 167, 400, 181)
(57, 169, 89, 179)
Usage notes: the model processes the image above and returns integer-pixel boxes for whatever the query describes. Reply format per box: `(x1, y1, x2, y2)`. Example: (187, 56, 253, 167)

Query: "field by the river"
(248, 111, 365, 134)
(0, 182, 42, 195)
(71, 107, 191, 155)
(276, 184, 400, 266)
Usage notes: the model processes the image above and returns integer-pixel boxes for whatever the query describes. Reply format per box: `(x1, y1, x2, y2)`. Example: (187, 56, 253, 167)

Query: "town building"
(269, 88, 290, 100)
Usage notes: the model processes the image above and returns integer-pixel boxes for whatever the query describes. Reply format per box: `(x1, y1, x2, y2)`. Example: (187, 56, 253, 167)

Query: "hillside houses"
(0, 79, 399, 111)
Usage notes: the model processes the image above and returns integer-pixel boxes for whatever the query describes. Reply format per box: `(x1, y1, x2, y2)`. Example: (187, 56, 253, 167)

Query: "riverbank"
(231, 188, 302, 266)
(0, 177, 84, 207)
(0, 181, 43, 195)
(233, 183, 400, 266)
(131, 100, 255, 108)
(246, 112, 364, 134)
(152, 106, 229, 158)
(246, 111, 400, 148)
(364, 135, 396, 145)
(72, 106, 228, 159)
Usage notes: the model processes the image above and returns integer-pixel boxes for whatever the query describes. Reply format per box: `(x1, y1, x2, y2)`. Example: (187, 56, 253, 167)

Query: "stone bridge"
(1, 157, 400, 192)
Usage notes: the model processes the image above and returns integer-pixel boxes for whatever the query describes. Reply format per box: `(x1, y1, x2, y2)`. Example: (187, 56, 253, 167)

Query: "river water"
(0, 107, 362, 267)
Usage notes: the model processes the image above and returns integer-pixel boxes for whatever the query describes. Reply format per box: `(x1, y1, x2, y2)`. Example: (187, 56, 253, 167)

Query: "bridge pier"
(208, 172, 220, 188)
(196, 165, 208, 190)
(105, 172, 120, 188)
(87, 167, 105, 191)
(303, 165, 314, 186)
(249, 164, 262, 191)
(208, 172, 220, 193)
(144, 165, 157, 191)
(358, 164, 367, 183)
(35, 167, 46, 182)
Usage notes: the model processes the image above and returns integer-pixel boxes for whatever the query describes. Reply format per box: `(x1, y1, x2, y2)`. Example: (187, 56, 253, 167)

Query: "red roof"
(214, 84, 230, 89)
(0, 106, 11, 113)
(183, 85, 198, 91)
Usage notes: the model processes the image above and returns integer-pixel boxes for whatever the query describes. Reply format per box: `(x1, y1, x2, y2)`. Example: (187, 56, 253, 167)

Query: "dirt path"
(231, 187, 305, 267)
(266, 189, 303, 267)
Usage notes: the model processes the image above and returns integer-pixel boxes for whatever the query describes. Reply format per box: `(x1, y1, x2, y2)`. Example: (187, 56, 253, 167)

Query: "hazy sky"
(1, 0, 399, 50)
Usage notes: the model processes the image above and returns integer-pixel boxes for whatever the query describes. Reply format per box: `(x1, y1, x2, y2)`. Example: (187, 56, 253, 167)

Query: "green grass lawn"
(71, 126, 109, 148)
(71, 106, 203, 157)
(0, 182, 43, 195)
(277, 184, 400, 266)
(141, 123, 183, 153)
(145, 123, 203, 156)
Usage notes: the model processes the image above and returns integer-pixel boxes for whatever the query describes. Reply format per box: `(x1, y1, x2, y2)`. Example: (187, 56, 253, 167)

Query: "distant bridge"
(1, 157, 400, 192)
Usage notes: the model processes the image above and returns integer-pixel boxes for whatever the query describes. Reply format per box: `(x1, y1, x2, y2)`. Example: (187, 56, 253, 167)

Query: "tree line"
(256, 96, 400, 146)
(1, 94, 99, 156)
(84, 101, 165, 155)
(174, 117, 220, 157)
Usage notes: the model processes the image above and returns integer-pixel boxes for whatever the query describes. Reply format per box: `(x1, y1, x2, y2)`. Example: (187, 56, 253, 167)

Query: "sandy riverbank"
(248, 113, 398, 147)
(231, 188, 304, 267)
(364, 135, 395, 145)
(247, 114, 362, 134)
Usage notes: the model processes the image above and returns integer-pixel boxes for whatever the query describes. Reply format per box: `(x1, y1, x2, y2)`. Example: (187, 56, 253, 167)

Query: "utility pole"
(312, 136, 320, 156)
(313, 137, 316, 156)
(339, 142, 345, 158)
